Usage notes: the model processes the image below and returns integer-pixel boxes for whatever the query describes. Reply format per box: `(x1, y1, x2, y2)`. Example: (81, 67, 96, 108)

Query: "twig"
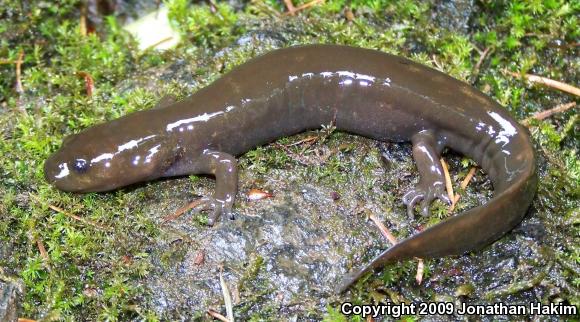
(76, 71, 94, 97)
(368, 214, 397, 245)
(208, 0, 219, 13)
(274, 124, 336, 165)
(506, 71, 580, 97)
(522, 102, 577, 125)
(143, 36, 174, 52)
(299, 136, 321, 155)
(36, 239, 49, 263)
(284, 135, 317, 147)
(294, 0, 324, 11)
(220, 269, 234, 322)
(471, 46, 492, 84)
(431, 54, 444, 70)
(275, 135, 320, 160)
(283, 0, 324, 15)
(440, 159, 454, 203)
(449, 167, 477, 212)
(273, 143, 309, 165)
(459, 167, 477, 190)
(283, 0, 296, 15)
(18, 319, 38, 322)
(415, 259, 424, 285)
(79, 3, 88, 36)
(368, 213, 426, 284)
(29, 193, 108, 230)
(162, 199, 205, 222)
(207, 309, 230, 322)
(15, 50, 24, 94)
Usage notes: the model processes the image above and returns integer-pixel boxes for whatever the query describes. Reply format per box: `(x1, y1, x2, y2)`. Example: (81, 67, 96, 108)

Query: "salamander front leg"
(192, 150, 238, 226)
(403, 130, 450, 217)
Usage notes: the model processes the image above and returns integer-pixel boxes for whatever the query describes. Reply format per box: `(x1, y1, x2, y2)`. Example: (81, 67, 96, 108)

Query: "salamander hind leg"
(402, 130, 451, 218)
(188, 150, 238, 226)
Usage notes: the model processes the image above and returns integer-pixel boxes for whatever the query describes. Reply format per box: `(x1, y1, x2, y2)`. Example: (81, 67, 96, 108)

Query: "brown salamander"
(44, 45, 537, 292)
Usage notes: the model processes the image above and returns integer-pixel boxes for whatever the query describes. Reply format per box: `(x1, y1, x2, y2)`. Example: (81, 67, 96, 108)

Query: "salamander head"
(44, 125, 170, 192)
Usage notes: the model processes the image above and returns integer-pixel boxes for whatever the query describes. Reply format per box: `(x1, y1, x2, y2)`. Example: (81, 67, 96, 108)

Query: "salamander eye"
(72, 159, 88, 173)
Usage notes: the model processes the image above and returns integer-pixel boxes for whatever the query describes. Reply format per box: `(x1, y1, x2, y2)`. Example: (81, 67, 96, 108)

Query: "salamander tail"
(337, 130, 537, 293)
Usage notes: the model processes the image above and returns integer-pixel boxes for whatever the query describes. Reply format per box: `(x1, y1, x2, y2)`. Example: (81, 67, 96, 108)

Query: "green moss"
(167, 0, 242, 48)
(323, 305, 349, 322)
(238, 254, 266, 292)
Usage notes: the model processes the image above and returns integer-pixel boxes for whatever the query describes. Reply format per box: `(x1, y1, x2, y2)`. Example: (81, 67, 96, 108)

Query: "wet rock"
(430, 0, 476, 33)
(0, 278, 23, 322)
(514, 218, 547, 241)
(140, 133, 398, 319)
(235, 30, 286, 48)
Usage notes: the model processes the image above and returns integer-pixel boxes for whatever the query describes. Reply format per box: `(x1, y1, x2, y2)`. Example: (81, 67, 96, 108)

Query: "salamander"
(44, 45, 537, 293)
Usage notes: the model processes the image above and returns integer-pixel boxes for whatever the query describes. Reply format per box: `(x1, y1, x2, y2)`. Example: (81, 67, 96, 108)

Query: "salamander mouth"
(44, 154, 62, 185)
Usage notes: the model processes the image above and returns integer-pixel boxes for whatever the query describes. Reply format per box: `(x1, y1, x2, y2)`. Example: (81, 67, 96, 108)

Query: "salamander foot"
(403, 182, 450, 217)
